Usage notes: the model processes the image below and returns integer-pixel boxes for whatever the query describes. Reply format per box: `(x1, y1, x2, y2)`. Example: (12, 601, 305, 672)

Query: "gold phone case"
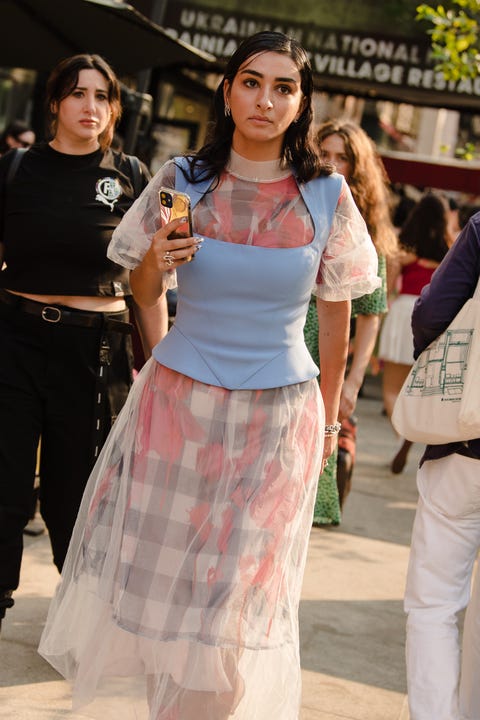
(159, 187, 193, 240)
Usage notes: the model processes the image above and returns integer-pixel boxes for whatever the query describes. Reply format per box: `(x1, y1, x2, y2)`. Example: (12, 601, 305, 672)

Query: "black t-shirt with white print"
(0, 142, 149, 297)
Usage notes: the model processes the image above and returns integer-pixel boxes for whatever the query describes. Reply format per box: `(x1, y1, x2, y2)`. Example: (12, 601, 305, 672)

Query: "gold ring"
(163, 252, 175, 267)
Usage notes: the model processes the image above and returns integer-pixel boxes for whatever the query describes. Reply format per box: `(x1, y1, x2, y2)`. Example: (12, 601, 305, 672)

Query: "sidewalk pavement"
(0, 376, 421, 720)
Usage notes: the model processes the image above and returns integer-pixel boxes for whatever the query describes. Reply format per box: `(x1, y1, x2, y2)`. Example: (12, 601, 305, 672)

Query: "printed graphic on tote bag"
(405, 328, 473, 400)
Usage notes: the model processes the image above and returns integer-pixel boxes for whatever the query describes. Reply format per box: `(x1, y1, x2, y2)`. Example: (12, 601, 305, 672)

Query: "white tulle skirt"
(39, 358, 324, 720)
(378, 294, 418, 365)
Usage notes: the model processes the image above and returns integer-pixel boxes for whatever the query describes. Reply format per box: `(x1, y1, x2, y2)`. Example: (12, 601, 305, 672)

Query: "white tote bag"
(391, 276, 480, 445)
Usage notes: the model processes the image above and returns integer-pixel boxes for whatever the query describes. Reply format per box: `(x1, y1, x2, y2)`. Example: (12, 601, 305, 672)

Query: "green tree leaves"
(416, 0, 480, 79)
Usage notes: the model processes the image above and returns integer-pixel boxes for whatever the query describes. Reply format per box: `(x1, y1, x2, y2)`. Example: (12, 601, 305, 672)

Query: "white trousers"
(405, 453, 480, 720)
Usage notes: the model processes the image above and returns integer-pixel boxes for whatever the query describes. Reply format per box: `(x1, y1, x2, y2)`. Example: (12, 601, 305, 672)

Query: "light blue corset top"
(152, 170, 342, 390)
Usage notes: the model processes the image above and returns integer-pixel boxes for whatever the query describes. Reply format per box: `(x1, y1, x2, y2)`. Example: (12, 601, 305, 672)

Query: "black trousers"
(0, 300, 133, 590)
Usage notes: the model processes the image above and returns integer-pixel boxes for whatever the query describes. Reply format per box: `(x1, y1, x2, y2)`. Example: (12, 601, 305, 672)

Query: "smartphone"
(159, 187, 193, 241)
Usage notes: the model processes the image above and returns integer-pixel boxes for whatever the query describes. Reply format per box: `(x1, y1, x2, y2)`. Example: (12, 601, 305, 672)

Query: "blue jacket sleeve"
(412, 213, 480, 359)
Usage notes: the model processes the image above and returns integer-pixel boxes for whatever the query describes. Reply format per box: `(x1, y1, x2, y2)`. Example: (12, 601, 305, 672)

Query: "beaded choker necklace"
(226, 149, 292, 183)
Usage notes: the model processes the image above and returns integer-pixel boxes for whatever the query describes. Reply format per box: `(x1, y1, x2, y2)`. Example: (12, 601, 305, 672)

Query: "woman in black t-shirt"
(0, 54, 166, 629)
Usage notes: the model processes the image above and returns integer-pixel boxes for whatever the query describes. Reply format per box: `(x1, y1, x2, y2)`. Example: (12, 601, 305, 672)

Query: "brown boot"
(391, 439, 413, 474)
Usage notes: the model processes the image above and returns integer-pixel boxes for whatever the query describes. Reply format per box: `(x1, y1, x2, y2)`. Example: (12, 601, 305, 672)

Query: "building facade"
(129, 0, 480, 192)
(1, 0, 479, 193)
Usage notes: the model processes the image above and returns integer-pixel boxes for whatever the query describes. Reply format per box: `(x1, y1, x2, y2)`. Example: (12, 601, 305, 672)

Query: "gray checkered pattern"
(77, 360, 322, 650)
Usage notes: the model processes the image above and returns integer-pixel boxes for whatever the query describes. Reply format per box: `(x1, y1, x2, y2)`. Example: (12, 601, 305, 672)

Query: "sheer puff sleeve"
(313, 177, 380, 301)
(107, 159, 178, 288)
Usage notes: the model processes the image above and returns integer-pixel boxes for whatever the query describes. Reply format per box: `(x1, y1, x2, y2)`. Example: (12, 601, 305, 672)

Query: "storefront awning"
(380, 149, 480, 195)
(0, 0, 215, 74)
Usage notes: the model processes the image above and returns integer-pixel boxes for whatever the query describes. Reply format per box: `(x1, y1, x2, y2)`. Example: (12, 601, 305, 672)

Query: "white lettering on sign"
(178, 7, 300, 39)
(163, 3, 480, 100)
(313, 55, 405, 85)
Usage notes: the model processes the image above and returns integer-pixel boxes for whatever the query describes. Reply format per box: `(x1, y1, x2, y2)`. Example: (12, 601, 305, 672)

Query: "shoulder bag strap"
(6, 147, 28, 186)
(2, 147, 28, 243)
(126, 154, 142, 199)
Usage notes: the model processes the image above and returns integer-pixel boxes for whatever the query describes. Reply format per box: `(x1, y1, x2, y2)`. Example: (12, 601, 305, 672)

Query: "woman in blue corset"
(39, 32, 379, 720)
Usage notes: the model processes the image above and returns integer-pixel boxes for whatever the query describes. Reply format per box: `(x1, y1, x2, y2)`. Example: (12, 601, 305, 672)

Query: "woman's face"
(319, 133, 352, 182)
(224, 50, 304, 160)
(53, 69, 112, 150)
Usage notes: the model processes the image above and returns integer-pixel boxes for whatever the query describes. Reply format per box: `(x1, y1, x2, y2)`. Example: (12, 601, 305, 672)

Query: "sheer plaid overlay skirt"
(39, 358, 324, 720)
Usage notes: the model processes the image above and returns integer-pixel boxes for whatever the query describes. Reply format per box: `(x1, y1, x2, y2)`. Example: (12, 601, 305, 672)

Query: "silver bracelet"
(324, 422, 342, 436)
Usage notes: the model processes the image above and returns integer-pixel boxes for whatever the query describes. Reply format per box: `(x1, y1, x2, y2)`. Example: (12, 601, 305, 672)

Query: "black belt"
(0, 288, 132, 333)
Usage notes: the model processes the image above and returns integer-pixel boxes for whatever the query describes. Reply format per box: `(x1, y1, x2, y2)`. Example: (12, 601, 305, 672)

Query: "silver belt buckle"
(41, 306, 62, 323)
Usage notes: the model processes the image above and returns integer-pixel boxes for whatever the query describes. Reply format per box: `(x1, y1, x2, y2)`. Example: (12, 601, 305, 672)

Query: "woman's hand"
(321, 433, 338, 470)
(147, 217, 202, 273)
(130, 217, 201, 311)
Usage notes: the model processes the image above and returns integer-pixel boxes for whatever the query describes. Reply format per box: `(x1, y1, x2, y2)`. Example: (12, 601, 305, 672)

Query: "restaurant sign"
(162, 2, 480, 110)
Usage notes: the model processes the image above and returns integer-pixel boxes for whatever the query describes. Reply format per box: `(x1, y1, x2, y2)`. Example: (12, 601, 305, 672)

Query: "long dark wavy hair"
(182, 31, 330, 185)
(399, 192, 450, 262)
(45, 54, 121, 152)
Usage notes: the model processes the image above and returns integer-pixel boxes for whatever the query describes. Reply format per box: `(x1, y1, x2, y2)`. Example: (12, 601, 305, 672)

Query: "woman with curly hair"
(304, 119, 398, 525)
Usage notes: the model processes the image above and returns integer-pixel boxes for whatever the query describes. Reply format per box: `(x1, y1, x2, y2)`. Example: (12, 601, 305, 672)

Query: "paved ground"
(0, 375, 421, 719)
(299, 377, 420, 720)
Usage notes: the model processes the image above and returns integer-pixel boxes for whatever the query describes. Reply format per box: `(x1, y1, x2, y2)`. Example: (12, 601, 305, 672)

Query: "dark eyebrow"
(73, 85, 108, 92)
(239, 69, 298, 85)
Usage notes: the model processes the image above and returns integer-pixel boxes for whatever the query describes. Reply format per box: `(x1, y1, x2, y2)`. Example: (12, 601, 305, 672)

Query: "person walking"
(305, 119, 397, 524)
(0, 119, 35, 155)
(39, 32, 379, 720)
(0, 53, 163, 629)
(379, 192, 452, 473)
(404, 210, 480, 720)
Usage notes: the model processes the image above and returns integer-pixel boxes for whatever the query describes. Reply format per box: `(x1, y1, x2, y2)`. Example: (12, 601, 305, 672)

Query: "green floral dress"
(305, 255, 387, 526)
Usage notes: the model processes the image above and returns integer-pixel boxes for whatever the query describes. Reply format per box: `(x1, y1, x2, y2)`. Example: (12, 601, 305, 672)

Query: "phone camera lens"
(161, 192, 173, 208)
